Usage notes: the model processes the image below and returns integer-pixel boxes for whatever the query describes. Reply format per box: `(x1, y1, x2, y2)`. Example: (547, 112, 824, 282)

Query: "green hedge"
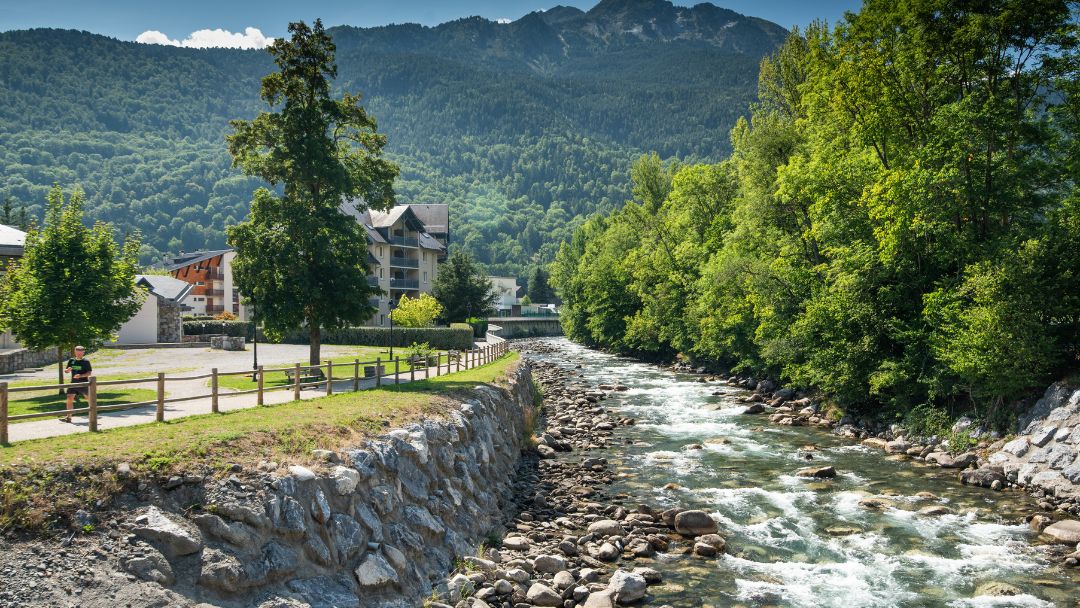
(183, 320, 254, 339)
(282, 326, 474, 350)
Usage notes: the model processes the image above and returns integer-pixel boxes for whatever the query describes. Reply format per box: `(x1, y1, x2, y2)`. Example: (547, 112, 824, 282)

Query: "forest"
(552, 0, 1080, 426)
(0, 0, 784, 273)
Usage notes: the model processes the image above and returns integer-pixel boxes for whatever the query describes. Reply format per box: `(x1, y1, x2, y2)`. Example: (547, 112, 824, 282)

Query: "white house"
(115, 275, 192, 344)
(489, 276, 523, 316)
(0, 225, 26, 349)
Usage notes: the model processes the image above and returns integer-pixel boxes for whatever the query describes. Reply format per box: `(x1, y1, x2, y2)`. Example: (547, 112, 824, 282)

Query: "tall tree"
(0, 185, 142, 385)
(433, 250, 497, 323)
(225, 19, 398, 365)
(527, 265, 557, 304)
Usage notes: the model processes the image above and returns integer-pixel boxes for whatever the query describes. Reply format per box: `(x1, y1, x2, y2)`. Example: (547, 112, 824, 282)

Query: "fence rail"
(0, 341, 512, 444)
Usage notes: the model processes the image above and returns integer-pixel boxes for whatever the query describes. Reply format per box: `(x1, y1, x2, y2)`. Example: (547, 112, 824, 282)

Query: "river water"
(525, 338, 1079, 608)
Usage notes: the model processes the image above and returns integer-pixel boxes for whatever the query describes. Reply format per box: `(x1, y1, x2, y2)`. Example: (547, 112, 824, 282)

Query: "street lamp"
(251, 300, 259, 381)
(387, 298, 396, 360)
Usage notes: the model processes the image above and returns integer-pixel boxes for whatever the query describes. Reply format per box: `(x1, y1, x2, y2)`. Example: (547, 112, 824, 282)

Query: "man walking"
(63, 346, 92, 423)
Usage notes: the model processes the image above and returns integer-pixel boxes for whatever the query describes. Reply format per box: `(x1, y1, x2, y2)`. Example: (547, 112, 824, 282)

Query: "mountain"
(0, 0, 785, 273)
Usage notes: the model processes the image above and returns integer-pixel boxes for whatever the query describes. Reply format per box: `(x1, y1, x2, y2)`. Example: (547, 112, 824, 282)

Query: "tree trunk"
(309, 324, 321, 367)
(57, 345, 65, 396)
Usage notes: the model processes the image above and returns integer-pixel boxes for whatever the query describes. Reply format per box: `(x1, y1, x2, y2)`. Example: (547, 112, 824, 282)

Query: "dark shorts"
(67, 384, 88, 396)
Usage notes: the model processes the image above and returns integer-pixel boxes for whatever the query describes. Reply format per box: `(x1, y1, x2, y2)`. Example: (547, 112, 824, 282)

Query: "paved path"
(4, 350, 496, 443)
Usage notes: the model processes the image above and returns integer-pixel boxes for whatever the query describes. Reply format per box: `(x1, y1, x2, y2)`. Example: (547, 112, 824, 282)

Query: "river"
(523, 338, 1079, 608)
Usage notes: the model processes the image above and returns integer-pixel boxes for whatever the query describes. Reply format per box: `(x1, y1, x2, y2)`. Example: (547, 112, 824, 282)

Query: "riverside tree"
(553, 1, 1080, 426)
(432, 250, 497, 323)
(226, 19, 398, 365)
(0, 185, 142, 385)
(389, 293, 442, 328)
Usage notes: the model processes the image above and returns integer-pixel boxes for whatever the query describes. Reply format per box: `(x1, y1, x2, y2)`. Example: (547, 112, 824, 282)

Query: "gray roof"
(408, 204, 449, 235)
(418, 232, 446, 252)
(165, 249, 231, 271)
(136, 274, 193, 302)
(0, 224, 26, 257)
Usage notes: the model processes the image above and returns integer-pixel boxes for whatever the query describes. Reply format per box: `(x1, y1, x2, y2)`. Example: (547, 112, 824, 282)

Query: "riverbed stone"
(132, 506, 203, 556)
(597, 542, 620, 561)
(502, 535, 530, 551)
(918, 505, 954, 517)
(553, 570, 576, 590)
(796, 466, 836, 479)
(1042, 520, 1080, 544)
(583, 591, 616, 608)
(526, 582, 563, 606)
(588, 519, 626, 537)
(608, 570, 647, 604)
(533, 554, 567, 574)
(974, 581, 1022, 596)
(674, 510, 718, 536)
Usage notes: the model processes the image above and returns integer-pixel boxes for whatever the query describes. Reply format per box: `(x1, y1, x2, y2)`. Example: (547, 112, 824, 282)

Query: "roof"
(0, 224, 26, 257)
(136, 274, 193, 302)
(408, 204, 449, 235)
(165, 249, 231, 271)
(418, 232, 446, 252)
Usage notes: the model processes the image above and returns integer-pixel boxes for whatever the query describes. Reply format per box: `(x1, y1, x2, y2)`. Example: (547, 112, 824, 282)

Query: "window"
(378, 268, 384, 278)
(193, 297, 204, 302)
(195, 281, 205, 286)
(379, 314, 385, 325)
(423, 271, 428, 282)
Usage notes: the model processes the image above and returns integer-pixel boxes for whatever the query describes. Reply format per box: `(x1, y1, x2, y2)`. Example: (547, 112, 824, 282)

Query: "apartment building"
(352, 205, 447, 326)
(165, 249, 242, 318)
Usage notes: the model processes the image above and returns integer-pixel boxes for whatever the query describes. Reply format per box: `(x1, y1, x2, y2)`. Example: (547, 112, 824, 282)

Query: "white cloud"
(496, 17, 512, 24)
(136, 27, 274, 49)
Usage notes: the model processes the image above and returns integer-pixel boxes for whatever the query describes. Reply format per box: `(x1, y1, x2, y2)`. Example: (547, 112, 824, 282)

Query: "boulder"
(742, 403, 765, 415)
(796, 466, 836, 479)
(608, 570, 647, 604)
(918, 505, 953, 517)
(974, 581, 1022, 597)
(331, 466, 361, 495)
(502, 535, 530, 551)
(582, 591, 616, 608)
(1042, 520, 1080, 544)
(597, 542, 620, 561)
(587, 519, 626, 537)
(861, 438, 888, 450)
(287, 465, 316, 481)
(673, 510, 718, 536)
(526, 583, 563, 607)
(533, 554, 567, 574)
(132, 506, 203, 556)
(553, 570, 576, 590)
(354, 552, 398, 589)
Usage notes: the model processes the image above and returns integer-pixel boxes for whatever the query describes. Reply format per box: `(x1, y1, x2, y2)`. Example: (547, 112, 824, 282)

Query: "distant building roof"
(0, 224, 26, 257)
(165, 249, 231, 271)
(136, 274, 193, 302)
(418, 232, 445, 252)
(408, 204, 449, 235)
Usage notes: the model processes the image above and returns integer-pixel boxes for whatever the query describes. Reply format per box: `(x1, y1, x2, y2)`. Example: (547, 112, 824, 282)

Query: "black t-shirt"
(67, 358, 92, 383)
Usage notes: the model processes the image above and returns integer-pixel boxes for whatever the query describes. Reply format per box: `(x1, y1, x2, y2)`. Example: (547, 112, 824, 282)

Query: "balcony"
(368, 297, 381, 308)
(388, 234, 418, 248)
(206, 305, 225, 314)
(389, 256, 419, 268)
(206, 289, 224, 297)
(367, 276, 380, 287)
(208, 270, 224, 281)
(389, 278, 419, 290)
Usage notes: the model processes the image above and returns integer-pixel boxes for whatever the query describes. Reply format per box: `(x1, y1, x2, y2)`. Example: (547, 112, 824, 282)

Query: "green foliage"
(389, 293, 442, 328)
(554, 3, 1080, 429)
(0, 185, 142, 383)
(519, 294, 532, 306)
(281, 326, 473, 350)
(526, 265, 556, 304)
(225, 20, 397, 365)
(432, 250, 497, 323)
(405, 342, 436, 364)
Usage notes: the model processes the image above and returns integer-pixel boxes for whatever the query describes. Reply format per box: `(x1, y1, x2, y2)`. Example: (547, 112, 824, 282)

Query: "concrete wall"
(117, 296, 159, 344)
(488, 317, 563, 339)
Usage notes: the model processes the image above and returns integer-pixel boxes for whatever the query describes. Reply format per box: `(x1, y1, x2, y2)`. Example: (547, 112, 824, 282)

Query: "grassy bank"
(0, 352, 519, 531)
(213, 346, 435, 391)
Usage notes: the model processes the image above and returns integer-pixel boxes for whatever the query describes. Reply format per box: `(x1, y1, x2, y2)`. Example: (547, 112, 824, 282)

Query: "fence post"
(411, 359, 416, 383)
(257, 365, 265, 405)
(456, 351, 461, 373)
(1, 382, 9, 445)
(156, 372, 165, 422)
(395, 358, 400, 386)
(326, 360, 334, 396)
(436, 354, 441, 377)
(353, 358, 360, 392)
(294, 363, 301, 401)
(88, 377, 98, 432)
(376, 357, 382, 388)
(211, 368, 219, 413)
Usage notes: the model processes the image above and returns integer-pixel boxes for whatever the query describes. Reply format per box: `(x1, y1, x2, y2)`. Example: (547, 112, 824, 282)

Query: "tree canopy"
(0, 185, 142, 383)
(433, 250, 497, 323)
(390, 293, 443, 328)
(553, 1, 1080, 427)
(226, 19, 398, 365)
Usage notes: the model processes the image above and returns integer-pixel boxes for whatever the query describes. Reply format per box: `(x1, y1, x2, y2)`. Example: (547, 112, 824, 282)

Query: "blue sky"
(0, 1, 860, 45)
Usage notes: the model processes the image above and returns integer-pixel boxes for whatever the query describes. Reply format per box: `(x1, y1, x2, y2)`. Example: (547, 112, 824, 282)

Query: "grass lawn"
(6, 388, 159, 423)
(0, 351, 518, 467)
(214, 346, 446, 391)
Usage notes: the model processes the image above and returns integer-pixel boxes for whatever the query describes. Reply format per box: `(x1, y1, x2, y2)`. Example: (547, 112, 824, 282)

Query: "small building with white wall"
(115, 275, 192, 344)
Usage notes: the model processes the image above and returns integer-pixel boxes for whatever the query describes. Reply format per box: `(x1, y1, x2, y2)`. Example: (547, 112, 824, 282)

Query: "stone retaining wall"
(985, 382, 1080, 500)
(111, 360, 536, 608)
(0, 346, 64, 374)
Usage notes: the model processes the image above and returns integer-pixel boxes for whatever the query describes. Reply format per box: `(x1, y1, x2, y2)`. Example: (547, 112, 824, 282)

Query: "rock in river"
(796, 466, 836, 479)
(1042, 519, 1080, 544)
(674, 510, 718, 536)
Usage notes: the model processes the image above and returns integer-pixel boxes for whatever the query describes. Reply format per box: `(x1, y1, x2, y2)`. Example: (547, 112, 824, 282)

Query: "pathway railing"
(0, 341, 512, 444)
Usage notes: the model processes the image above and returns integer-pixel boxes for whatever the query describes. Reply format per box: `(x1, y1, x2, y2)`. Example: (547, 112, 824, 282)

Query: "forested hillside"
(0, 0, 785, 273)
(553, 1, 1080, 424)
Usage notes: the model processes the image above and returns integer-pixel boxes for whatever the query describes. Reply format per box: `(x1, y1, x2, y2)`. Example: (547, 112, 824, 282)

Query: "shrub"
(281, 326, 473, 350)
(183, 319, 253, 338)
(466, 317, 488, 338)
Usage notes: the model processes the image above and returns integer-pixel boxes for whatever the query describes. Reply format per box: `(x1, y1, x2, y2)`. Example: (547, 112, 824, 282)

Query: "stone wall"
(985, 382, 1080, 500)
(158, 298, 184, 343)
(488, 318, 563, 339)
(0, 346, 64, 374)
(108, 360, 536, 608)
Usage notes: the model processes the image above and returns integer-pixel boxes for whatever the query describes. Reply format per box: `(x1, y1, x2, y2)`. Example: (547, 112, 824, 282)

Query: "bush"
(466, 317, 488, 338)
(281, 326, 473, 350)
(183, 319, 253, 338)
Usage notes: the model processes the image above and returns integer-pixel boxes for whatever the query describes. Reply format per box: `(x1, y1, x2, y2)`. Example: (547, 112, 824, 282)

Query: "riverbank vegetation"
(552, 0, 1080, 428)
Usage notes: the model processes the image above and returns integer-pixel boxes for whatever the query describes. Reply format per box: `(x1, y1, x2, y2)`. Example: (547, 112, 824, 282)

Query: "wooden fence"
(0, 341, 511, 444)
